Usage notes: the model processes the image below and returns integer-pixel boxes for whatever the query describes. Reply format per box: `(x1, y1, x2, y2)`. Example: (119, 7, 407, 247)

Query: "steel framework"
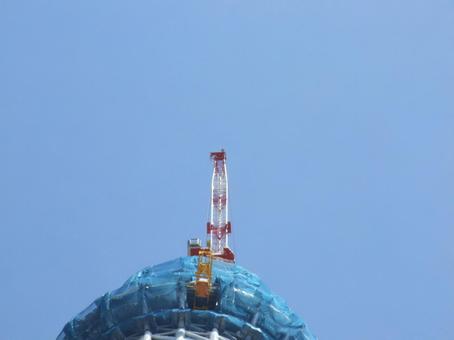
(128, 329, 231, 340)
(188, 150, 235, 262)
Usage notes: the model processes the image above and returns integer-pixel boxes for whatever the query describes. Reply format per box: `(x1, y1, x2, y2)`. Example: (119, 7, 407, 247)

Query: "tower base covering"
(58, 257, 316, 340)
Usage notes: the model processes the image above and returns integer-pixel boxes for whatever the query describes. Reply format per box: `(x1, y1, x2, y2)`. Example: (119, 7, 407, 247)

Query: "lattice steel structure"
(189, 150, 234, 262)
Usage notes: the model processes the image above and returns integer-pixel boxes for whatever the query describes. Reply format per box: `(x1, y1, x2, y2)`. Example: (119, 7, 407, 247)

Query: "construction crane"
(188, 149, 235, 262)
(187, 150, 235, 310)
(191, 248, 213, 310)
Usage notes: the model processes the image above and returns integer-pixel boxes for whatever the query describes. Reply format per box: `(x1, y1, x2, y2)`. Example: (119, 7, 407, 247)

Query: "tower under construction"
(58, 150, 316, 340)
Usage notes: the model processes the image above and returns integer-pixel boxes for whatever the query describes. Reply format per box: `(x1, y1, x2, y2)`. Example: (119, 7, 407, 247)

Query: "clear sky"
(1, 1, 453, 339)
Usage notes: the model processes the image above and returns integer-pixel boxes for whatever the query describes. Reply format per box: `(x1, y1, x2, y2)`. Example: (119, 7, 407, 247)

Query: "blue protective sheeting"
(58, 257, 316, 340)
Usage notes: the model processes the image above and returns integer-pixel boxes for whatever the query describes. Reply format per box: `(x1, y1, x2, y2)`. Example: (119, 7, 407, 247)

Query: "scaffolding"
(58, 257, 317, 340)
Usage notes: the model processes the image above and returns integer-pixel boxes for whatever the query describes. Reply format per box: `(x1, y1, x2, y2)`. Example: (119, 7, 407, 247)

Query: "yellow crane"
(192, 248, 213, 310)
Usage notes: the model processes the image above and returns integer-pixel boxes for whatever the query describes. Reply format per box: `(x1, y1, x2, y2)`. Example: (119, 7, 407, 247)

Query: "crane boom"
(187, 150, 235, 262)
(207, 151, 232, 257)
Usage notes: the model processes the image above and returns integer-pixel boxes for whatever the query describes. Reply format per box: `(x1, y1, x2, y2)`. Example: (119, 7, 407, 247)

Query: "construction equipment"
(192, 248, 213, 309)
(188, 150, 235, 262)
(187, 150, 234, 310)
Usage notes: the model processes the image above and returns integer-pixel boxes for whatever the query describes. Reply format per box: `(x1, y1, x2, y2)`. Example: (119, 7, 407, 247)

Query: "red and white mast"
(207, 150, 234, 261)
(188, 150, 235, 262)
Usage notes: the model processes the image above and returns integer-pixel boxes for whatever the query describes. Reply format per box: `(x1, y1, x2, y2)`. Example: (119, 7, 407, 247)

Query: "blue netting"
(58, 257, 316, 340)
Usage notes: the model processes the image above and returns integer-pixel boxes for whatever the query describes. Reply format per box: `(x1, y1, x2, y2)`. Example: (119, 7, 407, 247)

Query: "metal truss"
(127, 329, 234, 340)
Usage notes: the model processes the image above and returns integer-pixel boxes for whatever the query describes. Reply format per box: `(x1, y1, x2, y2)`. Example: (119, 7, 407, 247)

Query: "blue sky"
(1, 1, 453, 339)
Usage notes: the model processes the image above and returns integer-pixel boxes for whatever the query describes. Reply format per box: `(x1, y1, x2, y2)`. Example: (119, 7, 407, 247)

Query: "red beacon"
(188, 150, 235, 262)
